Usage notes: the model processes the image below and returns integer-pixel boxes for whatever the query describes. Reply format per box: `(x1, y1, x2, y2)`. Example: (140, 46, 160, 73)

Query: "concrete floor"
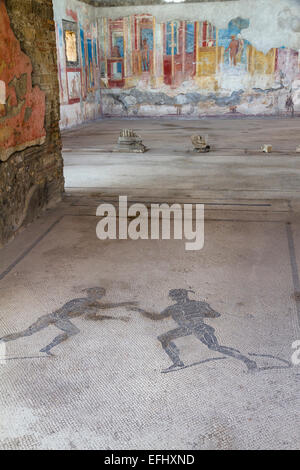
(0, 118, 300, 449)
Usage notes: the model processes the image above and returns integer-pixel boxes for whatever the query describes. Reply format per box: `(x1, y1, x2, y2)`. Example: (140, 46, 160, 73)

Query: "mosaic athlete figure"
(0, 288, 136, 355)
(131, 289, 257, 372)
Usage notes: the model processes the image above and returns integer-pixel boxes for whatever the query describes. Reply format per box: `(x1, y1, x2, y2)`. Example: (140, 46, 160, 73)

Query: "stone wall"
(0, 0, 64, 248)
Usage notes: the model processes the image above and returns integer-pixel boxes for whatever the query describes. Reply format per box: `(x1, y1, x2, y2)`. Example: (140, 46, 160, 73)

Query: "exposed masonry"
(0, 0, 64, 247)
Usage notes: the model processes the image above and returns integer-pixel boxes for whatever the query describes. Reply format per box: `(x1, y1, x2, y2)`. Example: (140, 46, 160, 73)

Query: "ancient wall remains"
(0, 0, 64, 247)
(53, 0, 102, 129)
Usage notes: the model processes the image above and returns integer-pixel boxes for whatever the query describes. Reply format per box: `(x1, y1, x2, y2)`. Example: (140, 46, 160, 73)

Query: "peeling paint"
(53, 0, 102, 129)
(0, 80, 5, 104)
(98, 5, 300, 117)
(98, 0, 300, 53)
(0, 0, 46, 162)
(53, 0, 300, 120)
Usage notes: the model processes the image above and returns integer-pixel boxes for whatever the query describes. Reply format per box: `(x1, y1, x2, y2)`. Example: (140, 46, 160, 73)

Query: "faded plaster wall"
(96, 0, 300, 117)
(53, 0, 300, 119)
(0, 0, 64, 247)
(98, 0, 300, 53)
(53, 0, 102, 129)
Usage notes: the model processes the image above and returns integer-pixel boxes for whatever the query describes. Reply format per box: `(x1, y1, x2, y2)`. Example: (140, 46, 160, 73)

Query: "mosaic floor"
(0, 195, 299, 449)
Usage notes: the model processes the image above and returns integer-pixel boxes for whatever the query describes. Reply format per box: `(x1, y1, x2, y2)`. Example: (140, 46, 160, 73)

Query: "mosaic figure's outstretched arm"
(97, 301, 138, 310)
(129, 306, 171, 321)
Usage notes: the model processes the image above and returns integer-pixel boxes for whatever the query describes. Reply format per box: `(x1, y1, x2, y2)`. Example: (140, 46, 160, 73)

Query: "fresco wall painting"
(54, 3, 101, 129)
(53, 2, 300, 124)
(0, 0, 46, 162)
(63, 20, 81, 105)
(98, 14, 300, 117)
(57, 19, 100, 102)
(99, 16, 255, 90)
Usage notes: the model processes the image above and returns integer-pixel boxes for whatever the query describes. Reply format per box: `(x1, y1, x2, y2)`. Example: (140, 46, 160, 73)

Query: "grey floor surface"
(0, 118, 299, 449)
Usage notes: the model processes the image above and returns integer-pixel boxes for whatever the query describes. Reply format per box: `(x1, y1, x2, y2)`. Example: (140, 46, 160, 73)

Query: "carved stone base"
(114, 129, 147, 153)
(191, 135, 210, 153)
(114, 138, 147, 153)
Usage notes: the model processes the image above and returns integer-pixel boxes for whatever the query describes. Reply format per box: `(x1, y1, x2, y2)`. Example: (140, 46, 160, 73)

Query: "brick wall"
(0, 0, 64, 247)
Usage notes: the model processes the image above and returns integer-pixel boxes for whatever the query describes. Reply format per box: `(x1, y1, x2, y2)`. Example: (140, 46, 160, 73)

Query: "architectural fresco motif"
(98, 14, 300, 117)
(56, 18, 99, 104)
(0, 0, 46, 161)
(98, 15, 286, 88)
(53, 3, 300, 124)
(54, 1, 101, 129)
